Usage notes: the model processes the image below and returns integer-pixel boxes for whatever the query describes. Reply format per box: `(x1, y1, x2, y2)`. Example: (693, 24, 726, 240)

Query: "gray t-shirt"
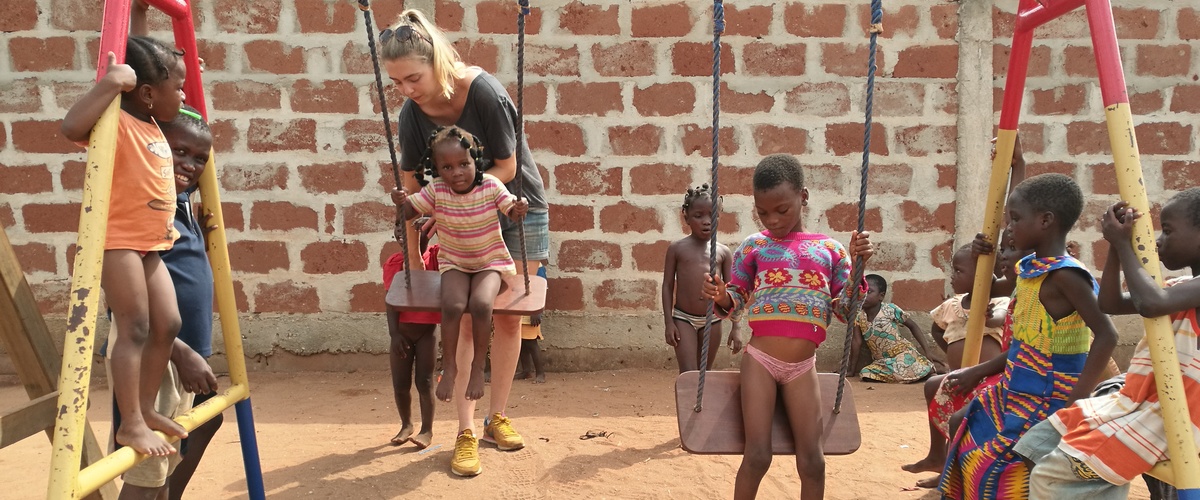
(398, 71, 547, 230)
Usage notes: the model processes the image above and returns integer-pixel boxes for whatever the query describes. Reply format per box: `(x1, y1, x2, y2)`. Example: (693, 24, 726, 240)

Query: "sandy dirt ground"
(0, 369, 1151, 499)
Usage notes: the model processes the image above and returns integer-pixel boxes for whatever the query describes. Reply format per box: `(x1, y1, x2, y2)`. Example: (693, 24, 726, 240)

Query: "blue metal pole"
(235, 399, 266, 500)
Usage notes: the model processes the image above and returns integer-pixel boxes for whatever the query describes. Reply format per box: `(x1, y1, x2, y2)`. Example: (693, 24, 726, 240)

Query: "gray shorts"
(502, 208, 549, 263)
(1019, 419, 1130, 500)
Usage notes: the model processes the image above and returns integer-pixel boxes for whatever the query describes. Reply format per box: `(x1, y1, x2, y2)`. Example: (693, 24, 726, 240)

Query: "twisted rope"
(359, 0, 411, 288)
(515, 0, 531, 294)
(694, 0, 725, 413)
(834, 0, 882, 415)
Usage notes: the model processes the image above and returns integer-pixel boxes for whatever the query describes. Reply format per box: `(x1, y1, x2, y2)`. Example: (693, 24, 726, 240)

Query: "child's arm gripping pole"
(1085, 0, 1200, 492)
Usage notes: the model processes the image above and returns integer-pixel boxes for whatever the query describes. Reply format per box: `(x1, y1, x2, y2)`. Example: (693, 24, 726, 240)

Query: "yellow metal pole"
(47, 98, 121, 500)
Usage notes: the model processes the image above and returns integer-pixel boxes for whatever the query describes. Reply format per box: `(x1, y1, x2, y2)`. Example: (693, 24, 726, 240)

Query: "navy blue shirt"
(162, 191, 214, 357)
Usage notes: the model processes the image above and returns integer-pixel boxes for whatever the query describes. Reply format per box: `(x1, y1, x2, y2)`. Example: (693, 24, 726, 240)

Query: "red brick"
(244, 40, 306, 74)
(341, 42, 375, 75)
(1065, 121, 1109, 155)
(1091, 164, 1119, 195)
(1091, 239, 1111, 272)
(1171, 85, 1200, 113)
(476, 0, 542, 34)
(60, 160, 85, 191)
(301, 240, 368, 274)
(2, 0, 39, 31)
(291, 79, 358, 114)
(600, 202, 662, 234)
(632, 3, 692, 37)
(866, 164, 913, 196)
(858, 4, 918, 38)
(931, 4, 958, 39)
(228, 240, 289, 273)
(785, 4, 847, 38)
(294, 0, 356, 33)
(211, 81, 281, 111)
(1029, 84, 1088, 115)
(720, 82, 774, 114)
(13, 120, 75, 154)
(505, 82, 546, 116)
(299, 162, 366, 194)
(1164, 161, 1200, 191)
(594, 279, 657, 310)
(930, 238, 955, 269)
(901, 201, 955, 233)
(452, 39, 500, 74)
(0, 164, 52, 194)
(672, 42, 735, 77)
(255, 280, 319, 313)
(0, 78, 41, 113)
(609, 126, 662, 156)
(251, 201, 318, 231)
(526, 45, 579, 76)
(343, 202, 390, 235)
(554, 162, 620, 196)
(937, 164, 957, 189)
(633, 83, 695, 117)
(349, 282, 385, 313)
(894, 45, 958, 78)
(993, 44, 1052, 78)
(1181, 8, 1200, 40)
(630, 164, 689, 196)
(210, 119, 238, 153)
(1017, 123, 1047, 155)
(559, 1, 618, 35)
(804, 164, 844, 195)
(1130, 89, 1164, 114)
(248, 118, 317, 153)
(821, 43, 885, 78)
(0, 203, 12, 229)
(559, 240, 622, 272)
(323, 204, 335, 234)
(32, 281, 70, 315)
(556, 82, 623, 116)
(627, 241, 669, 272)
(895, 125, 957, 157)
(784, 82, 850, 117)
(54, 82, 92, 114)
(9, 37, 75, 71)
(892, 279, 947, 311)
(220, 163, 289, 191)
(717, 207, 740, 235)
(680, 125, 737, 158)
(434, 0, 464, 30)
(526, 121, 584, 156)
(824, 203, 882, 233)
(13, 242, 55, 274)
(1027, 161, 1076, 178)
(873, 81, 925, 116)
(718, 165, 754, 197)
(216, 0, 281, 33)
(752, 125, 807, 156)
(1137, 44, 1192, 77)
(1038, 9, 1090, 38)
(22, 203, 80, 233)
(549, 204, 594, 232)
(725, 4, 772, 37)
(825, 122, 888, 156)
(220, 202, 245, 232)
(743, 42, 805, 77)
(0, 122, 5, 150)
(1064, 46, 1098, 77)
(870, 241, 916, 273)
(342, 119, 388, 154)
(196, 40, 229, 71)
(1112, 8, 1161, 39)
(546, 277, 584, 311)
(368, 84, 406, 115)
(592, 41, 656, 77)
(1135, 122, 1193, 155)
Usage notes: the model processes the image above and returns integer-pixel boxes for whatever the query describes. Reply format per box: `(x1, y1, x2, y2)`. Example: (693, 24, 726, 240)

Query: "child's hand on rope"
(510, 198, 529, 220)
(971, 232, 995, 257)
(390, 187, 408, 206)
(701, 273, 730, 308)
(1101, 200, 1140, 244)
(849, 230, 874, 263)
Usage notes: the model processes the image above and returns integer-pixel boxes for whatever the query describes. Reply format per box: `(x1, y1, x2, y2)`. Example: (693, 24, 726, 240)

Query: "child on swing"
(702, 154, 873, 500)
(663, 184, 744, 373)
(61, 36, 189, 457)
(391, 126, 529, 404)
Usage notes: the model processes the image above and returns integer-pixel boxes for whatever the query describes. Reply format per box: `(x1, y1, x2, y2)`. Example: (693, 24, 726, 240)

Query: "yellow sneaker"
(451, 429, 482, 477)
(483, 413, 525, 451)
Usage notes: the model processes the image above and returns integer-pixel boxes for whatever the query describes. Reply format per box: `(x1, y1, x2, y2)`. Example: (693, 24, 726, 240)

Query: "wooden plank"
(385, 270, 547, 315)
(0, 391, 57, 449)
(674, 371, 861, 455)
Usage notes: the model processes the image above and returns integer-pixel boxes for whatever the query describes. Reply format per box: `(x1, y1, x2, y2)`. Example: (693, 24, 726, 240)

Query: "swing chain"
(694, 0, 725, 413)
(515, 0, 531, 295)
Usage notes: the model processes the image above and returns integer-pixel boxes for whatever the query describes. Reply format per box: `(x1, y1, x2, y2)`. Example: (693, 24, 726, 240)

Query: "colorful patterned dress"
(855, 303, 934, 383)
(939, 255, 1097, 499)
(929, 297, 1015, 438)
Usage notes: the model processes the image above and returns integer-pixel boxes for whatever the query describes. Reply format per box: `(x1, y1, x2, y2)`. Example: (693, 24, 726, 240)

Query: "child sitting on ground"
(1015, 189, 1200, 499)
(702, 154, 872, 500)
(939, 173, 1119, 499)
(851, 274, 942, 383)
(663, 184, 744, 373)
(384, 216, 440, 449)
(930, 245, 1009, 372)
(515, 263, 547, 383)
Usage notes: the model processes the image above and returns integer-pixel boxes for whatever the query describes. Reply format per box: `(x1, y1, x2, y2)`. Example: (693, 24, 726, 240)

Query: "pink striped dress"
(407, 173, 518, 275)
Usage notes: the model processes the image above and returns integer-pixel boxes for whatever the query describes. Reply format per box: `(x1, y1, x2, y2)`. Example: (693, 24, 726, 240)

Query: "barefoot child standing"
(702, 154, 872, 500)
(384, 216, 440, 449)
(663, 184, 743, 372)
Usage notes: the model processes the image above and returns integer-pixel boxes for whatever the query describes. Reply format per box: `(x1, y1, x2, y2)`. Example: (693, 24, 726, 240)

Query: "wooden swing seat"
(385, 269, 547, 315)
(674, 370, 861, 455)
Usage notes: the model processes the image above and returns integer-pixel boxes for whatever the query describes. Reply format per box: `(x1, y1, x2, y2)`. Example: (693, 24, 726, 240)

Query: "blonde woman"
(381, 9, 549, 478)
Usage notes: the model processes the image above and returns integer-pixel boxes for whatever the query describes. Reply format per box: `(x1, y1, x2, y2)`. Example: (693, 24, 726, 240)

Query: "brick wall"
(0, 0, 1196, 370)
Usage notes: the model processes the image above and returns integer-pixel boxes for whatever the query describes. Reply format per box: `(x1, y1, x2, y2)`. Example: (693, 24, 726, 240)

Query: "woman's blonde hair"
(380, 9, 466, 100)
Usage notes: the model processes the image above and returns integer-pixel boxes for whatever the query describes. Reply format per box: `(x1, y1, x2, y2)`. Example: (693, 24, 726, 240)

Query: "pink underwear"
(745, 344, 815, 385)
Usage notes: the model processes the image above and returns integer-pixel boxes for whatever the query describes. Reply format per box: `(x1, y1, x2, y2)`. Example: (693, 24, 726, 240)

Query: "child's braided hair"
(416, 125, 485, 188)
(682, 184, 718, 212)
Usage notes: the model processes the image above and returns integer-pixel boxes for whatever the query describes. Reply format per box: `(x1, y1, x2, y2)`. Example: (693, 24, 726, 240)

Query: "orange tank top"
(105, 110, 178, 251)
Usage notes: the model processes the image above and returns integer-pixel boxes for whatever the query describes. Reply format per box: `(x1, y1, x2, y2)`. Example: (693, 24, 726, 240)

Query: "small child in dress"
(930, 245, 1009, 372)
(663, 184, 743, 373)
(515, 263, 547, 383)
(1016, 189, 1200, 499)
(385, 216, 441, 449)
(702, 154, 873, 500)
(391, 126, 529, 403)
(851, 274, 942, 383)
(61, 37, 189, 457)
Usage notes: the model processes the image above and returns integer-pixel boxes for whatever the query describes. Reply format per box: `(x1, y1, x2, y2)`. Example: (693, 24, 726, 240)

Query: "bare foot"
(534, 373, 545, 384)
(392, 424, 413, 445)
(514, 371, 530, 381)
(465, 368, 486, 400)
(916, 476, 940, 489)
(144, 411, 188, 440)
(411, 429, 433, 449)
(115, 422, 175, 457)
(901, 455, 944, 474)
(436, 368, 456, 402)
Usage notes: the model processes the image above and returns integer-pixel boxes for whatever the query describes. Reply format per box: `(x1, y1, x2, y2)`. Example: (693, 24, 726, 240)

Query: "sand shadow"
(232, 441, 440, 498)
(544, 438, 680, 483)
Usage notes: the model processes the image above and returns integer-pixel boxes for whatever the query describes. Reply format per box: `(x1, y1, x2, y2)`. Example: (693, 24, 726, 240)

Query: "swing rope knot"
(356, 0, 369, 12)
(713, 1, 725, 35)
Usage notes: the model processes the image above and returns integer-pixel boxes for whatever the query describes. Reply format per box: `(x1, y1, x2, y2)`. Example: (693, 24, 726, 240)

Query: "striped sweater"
(408, 173, 517, 275)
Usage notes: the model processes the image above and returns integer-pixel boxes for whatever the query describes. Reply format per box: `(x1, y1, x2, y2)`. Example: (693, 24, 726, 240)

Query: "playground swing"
(673, 0, 883, 456)
(357, 0, 547, 316)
